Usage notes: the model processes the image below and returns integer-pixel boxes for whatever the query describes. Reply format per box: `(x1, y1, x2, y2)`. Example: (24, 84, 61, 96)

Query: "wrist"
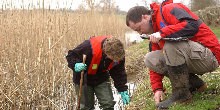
(159, 30, 166, 38)
(119, 90, 127, 93)
(153, 88, 164, 93)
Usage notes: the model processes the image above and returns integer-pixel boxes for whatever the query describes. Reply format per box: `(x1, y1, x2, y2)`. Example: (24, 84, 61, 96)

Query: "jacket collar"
(150, 3, 160, 32)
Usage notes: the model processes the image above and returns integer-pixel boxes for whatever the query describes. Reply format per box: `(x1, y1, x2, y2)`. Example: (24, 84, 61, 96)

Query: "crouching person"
(66, 36, 130, 110)
(126, 0, 220, 109)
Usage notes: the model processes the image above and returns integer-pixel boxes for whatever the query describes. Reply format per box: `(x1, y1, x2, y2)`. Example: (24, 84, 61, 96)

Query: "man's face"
(128, 15, 153, 35)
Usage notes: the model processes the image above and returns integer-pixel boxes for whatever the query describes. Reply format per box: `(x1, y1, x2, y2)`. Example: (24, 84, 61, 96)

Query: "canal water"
(94, 82, 136, 110)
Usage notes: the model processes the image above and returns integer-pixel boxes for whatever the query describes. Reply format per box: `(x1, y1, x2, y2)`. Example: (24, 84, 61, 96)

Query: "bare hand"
(149, 32, 162, 43)
(154, 90, 164, 104)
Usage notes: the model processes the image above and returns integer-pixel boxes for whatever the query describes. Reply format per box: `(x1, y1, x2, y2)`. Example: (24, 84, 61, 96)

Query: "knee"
(144, 53, 154, 68)
(144, 52, 161, 71)
(144, 50, 164, 67)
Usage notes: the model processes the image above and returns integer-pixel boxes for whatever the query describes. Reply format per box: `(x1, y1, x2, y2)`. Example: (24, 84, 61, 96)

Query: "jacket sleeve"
(159, 4, 201, 38)
(66, 40, 90, 73)
(149, 42, 161, 52)
(149, 70, 164, 93)
(109, 58, 128, 92)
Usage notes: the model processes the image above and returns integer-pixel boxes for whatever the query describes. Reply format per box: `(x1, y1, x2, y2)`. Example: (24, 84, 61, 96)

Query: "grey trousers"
(75, 80, 115, 110)
(144, 40, 219, 75)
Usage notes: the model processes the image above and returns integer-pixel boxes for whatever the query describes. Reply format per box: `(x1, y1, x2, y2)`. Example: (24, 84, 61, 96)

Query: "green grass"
(127, 27, 220, 110)
(129, 72, 220, 110)
(169, 72, 220, 110)
(211, 26, 220, 38)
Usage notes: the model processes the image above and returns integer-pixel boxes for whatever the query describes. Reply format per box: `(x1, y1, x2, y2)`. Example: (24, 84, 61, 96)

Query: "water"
(94, 82, 136, 110)
(125, 31, 143, 46)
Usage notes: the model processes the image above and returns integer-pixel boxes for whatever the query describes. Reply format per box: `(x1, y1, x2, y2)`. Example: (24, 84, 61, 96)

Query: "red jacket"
(149, 0, 220, 92)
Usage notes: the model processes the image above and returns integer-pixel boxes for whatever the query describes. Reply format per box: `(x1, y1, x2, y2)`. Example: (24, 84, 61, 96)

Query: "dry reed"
(0, 8, 128, 109)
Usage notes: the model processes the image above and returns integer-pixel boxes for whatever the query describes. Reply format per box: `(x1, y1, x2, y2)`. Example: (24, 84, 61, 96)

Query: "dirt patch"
(125, 42, 148, 82)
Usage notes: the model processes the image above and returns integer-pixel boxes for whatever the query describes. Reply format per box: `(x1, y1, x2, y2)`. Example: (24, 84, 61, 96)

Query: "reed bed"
(0, 9, 128, 109)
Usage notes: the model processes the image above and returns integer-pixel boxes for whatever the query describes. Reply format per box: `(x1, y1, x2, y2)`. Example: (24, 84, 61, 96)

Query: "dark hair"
(126, 6, 151, 26)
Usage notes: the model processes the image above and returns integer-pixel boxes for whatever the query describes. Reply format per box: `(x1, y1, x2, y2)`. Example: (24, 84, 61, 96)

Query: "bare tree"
(78, 3, 86, 11)
(84, 0, 96, 11)
(99, 0, 116, 13)
(141, 0, 148, 6)
(190, 0, 218, 11)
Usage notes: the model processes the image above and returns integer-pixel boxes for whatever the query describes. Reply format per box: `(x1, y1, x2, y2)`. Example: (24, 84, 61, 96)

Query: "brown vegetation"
(0, 9, 128, 109)
(195, 6, 220, 26)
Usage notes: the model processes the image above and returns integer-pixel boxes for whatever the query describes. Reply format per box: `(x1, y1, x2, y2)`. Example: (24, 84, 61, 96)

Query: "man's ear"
(142, 15, 150, 20)
(142, 15, 149, 20)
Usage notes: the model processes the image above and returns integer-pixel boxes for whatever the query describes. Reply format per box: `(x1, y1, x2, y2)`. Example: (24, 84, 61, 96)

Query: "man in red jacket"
(126, 0, 220, 109)
(66, 36, 130, 110)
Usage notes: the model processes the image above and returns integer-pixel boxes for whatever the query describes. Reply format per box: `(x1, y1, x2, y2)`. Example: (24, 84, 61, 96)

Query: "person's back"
(159, 3, 220, 64)
(66, 36, 130, 110)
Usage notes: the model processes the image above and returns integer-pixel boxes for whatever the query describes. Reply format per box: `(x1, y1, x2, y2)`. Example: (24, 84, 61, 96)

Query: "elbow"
(185, 20, 200, 36)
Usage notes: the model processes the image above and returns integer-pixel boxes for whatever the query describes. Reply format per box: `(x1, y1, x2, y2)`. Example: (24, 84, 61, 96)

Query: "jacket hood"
(150, 0, 173, 11)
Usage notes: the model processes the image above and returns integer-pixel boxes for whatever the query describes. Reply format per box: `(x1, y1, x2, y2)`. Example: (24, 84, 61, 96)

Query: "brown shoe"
(197, 83, 207, 92)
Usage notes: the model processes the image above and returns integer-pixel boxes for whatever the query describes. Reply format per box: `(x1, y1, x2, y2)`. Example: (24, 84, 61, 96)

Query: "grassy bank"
(211, 27, 220, 38)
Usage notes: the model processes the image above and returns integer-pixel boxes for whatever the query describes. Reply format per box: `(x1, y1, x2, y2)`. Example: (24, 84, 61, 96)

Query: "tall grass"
(0, 9, 128, 109)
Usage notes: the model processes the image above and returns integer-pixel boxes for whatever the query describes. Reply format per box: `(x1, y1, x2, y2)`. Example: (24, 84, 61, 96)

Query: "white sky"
(116, 0, 190, 11)
(0, 0, 190, 11)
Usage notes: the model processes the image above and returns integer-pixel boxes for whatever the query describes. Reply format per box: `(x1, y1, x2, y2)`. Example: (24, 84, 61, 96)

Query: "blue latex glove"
(119, 91, 130, 105)
(74, 63, 87, 72)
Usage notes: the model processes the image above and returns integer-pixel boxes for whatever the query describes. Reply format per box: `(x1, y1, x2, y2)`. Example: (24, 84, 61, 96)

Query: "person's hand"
(74, 63, 87, 72)
(149, 32, 162, 43)
(154, 90, 164, 104)
(119, 91, 130, 105)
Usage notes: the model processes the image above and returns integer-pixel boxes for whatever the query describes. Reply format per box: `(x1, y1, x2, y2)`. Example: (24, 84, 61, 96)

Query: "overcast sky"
(0, 0, 190, 11)
(116, 0, 190, 11)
